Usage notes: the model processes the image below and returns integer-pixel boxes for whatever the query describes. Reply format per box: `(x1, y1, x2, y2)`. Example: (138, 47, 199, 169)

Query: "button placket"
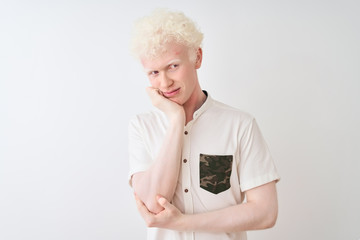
(181, 124, 193, 214)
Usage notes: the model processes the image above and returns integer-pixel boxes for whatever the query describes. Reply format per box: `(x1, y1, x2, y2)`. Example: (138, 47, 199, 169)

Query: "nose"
(159, 72, 174, 89)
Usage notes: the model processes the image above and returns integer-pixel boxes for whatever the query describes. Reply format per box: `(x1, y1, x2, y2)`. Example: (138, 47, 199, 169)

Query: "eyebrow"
(144, 59, 181, 73)
(167, 59, 181, 65)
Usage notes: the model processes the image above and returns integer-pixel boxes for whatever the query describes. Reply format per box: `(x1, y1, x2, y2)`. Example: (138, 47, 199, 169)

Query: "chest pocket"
(199, 154, 233, 194)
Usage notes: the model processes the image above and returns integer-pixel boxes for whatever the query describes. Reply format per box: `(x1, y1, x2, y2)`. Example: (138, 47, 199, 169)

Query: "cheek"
(178, 69, 190, 82)
(148, 78, 158, 87)
(181, 69, 195, 84)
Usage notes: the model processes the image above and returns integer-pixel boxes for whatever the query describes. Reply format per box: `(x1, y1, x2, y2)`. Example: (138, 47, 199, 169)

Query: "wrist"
(177, 213, 192, 232)
(168, 110, 185, 125)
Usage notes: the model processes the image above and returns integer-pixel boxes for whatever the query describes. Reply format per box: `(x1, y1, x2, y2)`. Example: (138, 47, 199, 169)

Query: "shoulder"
(209, 98, 255, 125)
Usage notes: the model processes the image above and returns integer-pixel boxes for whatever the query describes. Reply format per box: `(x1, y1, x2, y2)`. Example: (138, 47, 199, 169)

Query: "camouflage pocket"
(199, 154, 233, 194)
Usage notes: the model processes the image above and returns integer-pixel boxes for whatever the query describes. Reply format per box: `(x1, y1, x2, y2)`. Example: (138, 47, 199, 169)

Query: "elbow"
(264, 213, 277, 229)
(135, 191, 164, 214)
(263, 207, 278, 229)
(146, 198, 164, 214)
(132, 176, 164, 214)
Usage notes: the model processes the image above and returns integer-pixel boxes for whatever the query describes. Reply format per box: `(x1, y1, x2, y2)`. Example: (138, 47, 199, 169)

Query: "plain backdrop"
(1, 0, 359, 239)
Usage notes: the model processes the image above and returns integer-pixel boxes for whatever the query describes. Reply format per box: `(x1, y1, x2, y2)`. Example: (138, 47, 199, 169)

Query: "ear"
(195, 48, 203, 69)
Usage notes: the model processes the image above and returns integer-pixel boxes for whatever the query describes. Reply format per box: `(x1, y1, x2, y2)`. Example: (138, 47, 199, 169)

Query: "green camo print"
(199, 154, 233, 194)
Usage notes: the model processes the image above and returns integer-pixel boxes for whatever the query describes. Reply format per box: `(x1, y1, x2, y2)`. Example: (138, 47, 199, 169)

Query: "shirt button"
(184, 131, 188, 135)
(184, 189, 189, 193)
(183, 159, 187, 163)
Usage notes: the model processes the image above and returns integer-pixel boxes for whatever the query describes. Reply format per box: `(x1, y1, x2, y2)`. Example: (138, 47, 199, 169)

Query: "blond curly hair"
(130, 9, 204, 62)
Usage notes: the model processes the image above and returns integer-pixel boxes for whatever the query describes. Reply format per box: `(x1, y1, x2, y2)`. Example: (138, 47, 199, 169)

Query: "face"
(141, 42, 202, 106)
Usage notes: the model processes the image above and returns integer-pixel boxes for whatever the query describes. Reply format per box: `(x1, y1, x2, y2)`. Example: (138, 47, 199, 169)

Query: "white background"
(1, 0, 359, 239)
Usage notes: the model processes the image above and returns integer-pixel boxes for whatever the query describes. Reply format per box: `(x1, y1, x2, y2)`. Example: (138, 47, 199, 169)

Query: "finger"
(157, 89, 164, 96)
(134, 195, 158, 227)
(145, 87, 153, 97)
(146, 87, 159, 100)
(146, 86, 157, 93)
(145, 86, 154, 93)
(147, 87, 164, 96)
(157, 196, 172, 209)
(135, 195, 150, 214)
(134, 194, 143, 209)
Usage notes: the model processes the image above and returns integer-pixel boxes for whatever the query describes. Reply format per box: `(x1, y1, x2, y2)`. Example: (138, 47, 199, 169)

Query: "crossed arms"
(130, 87, 278, 232)
(134, 181, 278, 232)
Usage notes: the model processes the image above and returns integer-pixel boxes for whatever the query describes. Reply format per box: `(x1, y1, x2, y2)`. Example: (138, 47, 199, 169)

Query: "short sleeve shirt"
(128, 92, 280, 240)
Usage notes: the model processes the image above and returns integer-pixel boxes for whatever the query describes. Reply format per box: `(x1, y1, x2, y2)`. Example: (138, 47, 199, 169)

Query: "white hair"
(130, 9, 204, 62)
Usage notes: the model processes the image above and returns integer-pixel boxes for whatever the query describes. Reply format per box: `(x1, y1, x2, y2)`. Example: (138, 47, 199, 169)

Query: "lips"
(163, 88, 180, 98)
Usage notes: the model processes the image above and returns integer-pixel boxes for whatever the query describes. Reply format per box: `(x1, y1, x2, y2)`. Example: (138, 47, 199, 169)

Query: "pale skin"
(135, 181, 278, 232)
(131, 42, 278, 231)
(131, 43, 205, 214)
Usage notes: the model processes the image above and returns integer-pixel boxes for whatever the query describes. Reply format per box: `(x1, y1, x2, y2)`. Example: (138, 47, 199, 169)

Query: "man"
(128, 9, 280, 240)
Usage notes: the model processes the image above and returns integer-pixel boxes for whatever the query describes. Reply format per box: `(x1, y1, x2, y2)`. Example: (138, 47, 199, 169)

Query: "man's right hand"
(132, 87, 186, 214)
(146, 87, 185, 123)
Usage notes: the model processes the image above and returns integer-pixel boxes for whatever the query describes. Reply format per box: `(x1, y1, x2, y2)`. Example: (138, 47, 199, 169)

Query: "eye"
(169, 64, 179, 71)
(149, 70, 159, 77)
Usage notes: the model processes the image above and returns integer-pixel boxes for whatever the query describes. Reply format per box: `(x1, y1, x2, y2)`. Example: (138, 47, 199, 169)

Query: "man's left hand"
(134, 194, 186, 230)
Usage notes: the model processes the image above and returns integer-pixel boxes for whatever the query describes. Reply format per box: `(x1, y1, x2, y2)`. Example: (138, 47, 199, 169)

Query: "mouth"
(163, 88, 180, 98)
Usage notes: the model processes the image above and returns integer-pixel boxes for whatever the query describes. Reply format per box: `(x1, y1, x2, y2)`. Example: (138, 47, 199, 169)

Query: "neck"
(183, 85, 207, 125)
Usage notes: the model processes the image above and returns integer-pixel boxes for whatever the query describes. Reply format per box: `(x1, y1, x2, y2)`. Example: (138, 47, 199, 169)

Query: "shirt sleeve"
(239, 118, 280, 192)
(128, 116, 153, 187)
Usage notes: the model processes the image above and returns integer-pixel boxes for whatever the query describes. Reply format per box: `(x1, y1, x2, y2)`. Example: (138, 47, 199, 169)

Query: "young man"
(128, 9, 280, 240)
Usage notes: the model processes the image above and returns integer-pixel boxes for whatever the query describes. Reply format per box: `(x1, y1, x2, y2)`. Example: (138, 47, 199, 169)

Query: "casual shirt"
(128, 91, 280, 240)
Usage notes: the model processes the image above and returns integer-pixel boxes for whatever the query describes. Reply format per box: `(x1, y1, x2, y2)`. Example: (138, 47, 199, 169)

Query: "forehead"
(141, 43, 189, 70)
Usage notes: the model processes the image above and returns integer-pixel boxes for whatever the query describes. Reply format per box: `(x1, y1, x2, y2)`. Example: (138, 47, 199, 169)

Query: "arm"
(135, 181, 278, 232)
(131, 87, 185, 214)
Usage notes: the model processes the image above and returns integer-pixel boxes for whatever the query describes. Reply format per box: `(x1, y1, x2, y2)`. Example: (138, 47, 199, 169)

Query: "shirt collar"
(193, 90, 213, 120)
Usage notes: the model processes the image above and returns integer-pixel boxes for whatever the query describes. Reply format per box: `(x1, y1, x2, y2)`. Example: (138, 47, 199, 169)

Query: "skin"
(132, 42, 206, 213)
(135, 181, 278, 232)
(141, 42, 206, 124)
(131, 41, 278, 232)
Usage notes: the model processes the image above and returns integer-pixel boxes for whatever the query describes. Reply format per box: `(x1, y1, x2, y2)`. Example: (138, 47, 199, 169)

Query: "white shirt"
(128, 92, 280, 240)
